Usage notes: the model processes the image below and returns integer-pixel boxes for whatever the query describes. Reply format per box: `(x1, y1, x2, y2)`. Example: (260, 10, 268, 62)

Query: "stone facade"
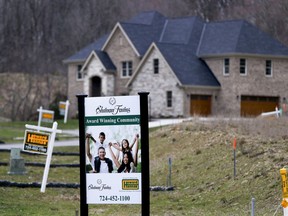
(67, 64, 84, 117)
(129, 48, 185, 117)
(83, 55, 115, 96)
(103, 27, 141, 95)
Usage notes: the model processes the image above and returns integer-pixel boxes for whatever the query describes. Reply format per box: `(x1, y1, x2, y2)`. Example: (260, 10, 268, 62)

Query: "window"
(265, 60, 272, 76)
(77, 65, 84, 80)
(119, 35, 123, 46)
(122, 61, 133, 77)
(240, 58, 246, 75)
(167, 91, 172, 107)
(223, 58, 230, 75)
(153, 58, 159, 74)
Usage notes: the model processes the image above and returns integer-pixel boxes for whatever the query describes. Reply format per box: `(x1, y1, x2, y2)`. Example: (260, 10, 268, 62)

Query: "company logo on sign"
(95, 98, 131, 115)
(122, 179, 139, 190)
(88, 179, 112, 191)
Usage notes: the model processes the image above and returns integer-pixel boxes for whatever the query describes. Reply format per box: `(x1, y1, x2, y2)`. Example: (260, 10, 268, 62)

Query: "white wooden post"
(37, 106, 43, 128)
(64, 100, 70, 124)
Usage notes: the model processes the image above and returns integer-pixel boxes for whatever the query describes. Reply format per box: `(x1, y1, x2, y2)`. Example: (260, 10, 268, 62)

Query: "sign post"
(24, 122, 62, 192)
(139, 92, 150, 216)
(37, 106, 54, 128)
(77, 94, 88, 216)
(59, 100, 70, 123)
(233, 137, 237, 179)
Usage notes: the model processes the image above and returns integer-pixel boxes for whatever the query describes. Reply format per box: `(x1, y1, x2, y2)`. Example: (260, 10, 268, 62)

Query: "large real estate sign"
(84, 96, 141, 204)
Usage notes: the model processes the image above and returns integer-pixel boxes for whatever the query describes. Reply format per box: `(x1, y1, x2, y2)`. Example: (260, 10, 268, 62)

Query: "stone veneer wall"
(83, 57, 115, 96)
(103, 28, 141, 95)
(205, 56, 288, 116)
(67, 64, 84, 118)
(130, 49, 185, 117)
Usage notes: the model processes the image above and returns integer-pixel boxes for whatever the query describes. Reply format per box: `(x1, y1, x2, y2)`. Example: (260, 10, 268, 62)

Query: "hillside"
(1, 117, 288, 215)
(147, 117, 287, 215)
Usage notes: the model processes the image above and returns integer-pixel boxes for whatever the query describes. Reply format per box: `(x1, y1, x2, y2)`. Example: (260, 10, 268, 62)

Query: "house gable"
(128, 44, 185, 117)
(102, 23, 140, 57)
(126, 43, 181, 88)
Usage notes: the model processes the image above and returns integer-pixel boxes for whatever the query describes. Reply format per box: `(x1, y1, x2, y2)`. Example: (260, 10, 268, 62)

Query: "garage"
(240, 95, 279, 117)
(190, 95, 212, 116)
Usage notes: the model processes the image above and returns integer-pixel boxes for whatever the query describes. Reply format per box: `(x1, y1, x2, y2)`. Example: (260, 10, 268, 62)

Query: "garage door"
(190, 95, 212, 116)
(241, 95, 279, 117)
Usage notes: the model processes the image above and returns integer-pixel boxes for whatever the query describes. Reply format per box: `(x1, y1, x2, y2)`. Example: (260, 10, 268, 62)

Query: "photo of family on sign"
(85, 128, 141, 174)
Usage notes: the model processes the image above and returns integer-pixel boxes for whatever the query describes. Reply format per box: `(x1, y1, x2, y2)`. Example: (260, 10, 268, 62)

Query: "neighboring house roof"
(198, 20, 288, 57)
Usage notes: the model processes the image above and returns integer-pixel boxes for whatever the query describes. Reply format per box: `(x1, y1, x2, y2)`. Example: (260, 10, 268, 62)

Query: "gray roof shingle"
(63, 34, 108, 63)
(198, 20, 288, 56)
(157, 43, 220, 87)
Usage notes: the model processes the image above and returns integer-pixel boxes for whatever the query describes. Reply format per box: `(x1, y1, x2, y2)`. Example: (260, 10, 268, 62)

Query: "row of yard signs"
(23, 122, 62, 192)
(37, 100, 69, 126)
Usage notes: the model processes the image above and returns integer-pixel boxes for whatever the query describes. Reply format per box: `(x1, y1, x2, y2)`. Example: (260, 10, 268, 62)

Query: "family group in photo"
(85, 131, 140, 173)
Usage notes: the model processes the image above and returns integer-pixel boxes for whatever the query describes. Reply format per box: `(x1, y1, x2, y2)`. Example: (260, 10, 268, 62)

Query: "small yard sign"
(23, 130, 50, 154)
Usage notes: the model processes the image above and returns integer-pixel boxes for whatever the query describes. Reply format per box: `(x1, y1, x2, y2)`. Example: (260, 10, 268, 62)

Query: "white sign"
(85, 96, 141, 204)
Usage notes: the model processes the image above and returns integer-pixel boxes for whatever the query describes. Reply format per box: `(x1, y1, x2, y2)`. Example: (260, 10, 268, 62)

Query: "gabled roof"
(94, 51, 116, 71)
(198, 20, 288, 57)
(63, 34, 108, 64)
(157, 43, 220, 87)
(81, 50, 116, 72)
(103, 11, 166, 56)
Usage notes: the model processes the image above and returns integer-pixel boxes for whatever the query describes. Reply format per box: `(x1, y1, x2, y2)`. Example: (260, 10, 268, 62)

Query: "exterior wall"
(205, 56, 288, 116)
(103, 28, 141, 95)
(67, 63, 84, 118)
(83, 57, 115, 96)
(129, 49, 185, 117)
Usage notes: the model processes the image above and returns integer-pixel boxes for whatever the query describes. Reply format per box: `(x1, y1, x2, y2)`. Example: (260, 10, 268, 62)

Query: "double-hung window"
(167, 91, 172, 107)
(240, 58, 247, 75)
(223, 58, 230, 75)
(265, 60, 272, 77)
(153, 58, 159, 74)
(77, 65, 84, 80)
(122, 61, 133, 77)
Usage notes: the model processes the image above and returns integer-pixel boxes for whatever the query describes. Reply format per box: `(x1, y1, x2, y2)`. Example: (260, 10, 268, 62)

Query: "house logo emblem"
(109, 97, 116, 105)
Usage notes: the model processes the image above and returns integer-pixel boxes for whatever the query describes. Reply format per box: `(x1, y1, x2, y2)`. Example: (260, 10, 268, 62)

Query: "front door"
(90, 76, 102, 96)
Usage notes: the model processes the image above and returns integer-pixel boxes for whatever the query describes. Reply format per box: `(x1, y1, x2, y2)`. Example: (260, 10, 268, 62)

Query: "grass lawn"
(0, 118, 287, 215)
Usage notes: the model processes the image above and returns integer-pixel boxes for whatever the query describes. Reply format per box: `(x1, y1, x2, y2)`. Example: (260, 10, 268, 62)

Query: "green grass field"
(0, 118, 287, 215)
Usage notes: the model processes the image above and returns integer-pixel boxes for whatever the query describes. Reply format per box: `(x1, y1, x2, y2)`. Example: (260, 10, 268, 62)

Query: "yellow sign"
(23, 130, 50, 154)
(280, 168, 288, 198)
(122, 179, 139, 190)
(59, 103, 66, 109)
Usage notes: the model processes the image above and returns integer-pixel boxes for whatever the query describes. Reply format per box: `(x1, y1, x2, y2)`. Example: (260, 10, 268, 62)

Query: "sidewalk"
(0, 118, 189, 150)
